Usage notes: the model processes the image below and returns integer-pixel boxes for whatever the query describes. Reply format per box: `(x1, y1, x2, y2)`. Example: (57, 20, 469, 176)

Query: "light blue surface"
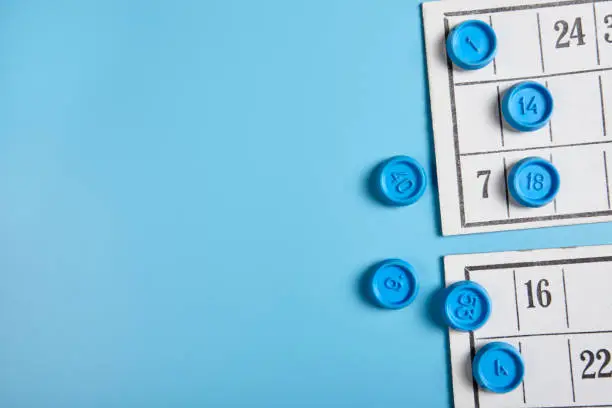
(502, 81, 554, 131)
(2, 1, 612, 407)
(446, 20, 497, 70)
(376, 155, 427, 206)
(370, 259, 419, 309)
(508, 157, 560, 207)
(441, 281, 491, 332)
(472, 342, 525, 393)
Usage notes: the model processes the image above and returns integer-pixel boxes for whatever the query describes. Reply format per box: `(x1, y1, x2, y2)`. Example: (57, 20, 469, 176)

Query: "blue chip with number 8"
(508, 157, 560, 208)
(376, 155, 427, 206)
(370, 259, 419, 309)
(473, 342, 525, 393)
(441, 281, 491, 332)
(502, 81, 553, 132)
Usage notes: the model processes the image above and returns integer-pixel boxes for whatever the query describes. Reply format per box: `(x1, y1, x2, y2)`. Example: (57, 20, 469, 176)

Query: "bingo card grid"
(423, 0, 612, 235)
(445, 245, 612, 408)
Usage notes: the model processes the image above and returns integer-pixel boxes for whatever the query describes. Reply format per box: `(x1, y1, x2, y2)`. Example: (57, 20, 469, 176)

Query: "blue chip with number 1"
(441, 281, 491, 331)
(376, 156, 427, 206)
(446, 20, 497, 70)
(508, 157, 560, 208)
(502, 81, 554, 131)
(473, 342, 525, 393)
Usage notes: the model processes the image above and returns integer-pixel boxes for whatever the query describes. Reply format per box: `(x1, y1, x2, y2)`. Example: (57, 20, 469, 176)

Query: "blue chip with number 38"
(376, 156, 427, 206)
(473, 342, 525, 393)
(441, 281, 491, 332)
(508, 157, 560, 208)
(502, 81, 554, 131)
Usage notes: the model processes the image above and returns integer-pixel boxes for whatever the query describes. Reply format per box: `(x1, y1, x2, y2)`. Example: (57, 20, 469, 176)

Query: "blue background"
(0, 1, 607, 407)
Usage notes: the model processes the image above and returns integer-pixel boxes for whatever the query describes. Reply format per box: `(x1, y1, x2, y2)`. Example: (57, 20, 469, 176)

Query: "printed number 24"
(555, 17, 586, 48)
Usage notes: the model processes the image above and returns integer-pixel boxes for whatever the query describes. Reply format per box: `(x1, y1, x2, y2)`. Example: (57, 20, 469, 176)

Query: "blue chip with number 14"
(502, 81, 554, 132)
(376, 156, 427, 206)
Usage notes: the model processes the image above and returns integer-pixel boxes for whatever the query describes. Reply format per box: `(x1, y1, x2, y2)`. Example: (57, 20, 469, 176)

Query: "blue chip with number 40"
(376, 156, 427, 206)
(508, 157, 560, 208)
(473, 342, 525, 393)
(441, 281, 491, 331)
(502, 81, 554, 132)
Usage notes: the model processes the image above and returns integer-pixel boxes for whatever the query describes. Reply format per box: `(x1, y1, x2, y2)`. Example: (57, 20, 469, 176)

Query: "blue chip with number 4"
(502, 81, 554, 131)
(508, 157, 560, 208)
(446, 20, 497, 70)
(370, 259, 419, 309)
(441, 281, 491, 331)
(376, 156, 426, 206)
(473, 342, 525, 393)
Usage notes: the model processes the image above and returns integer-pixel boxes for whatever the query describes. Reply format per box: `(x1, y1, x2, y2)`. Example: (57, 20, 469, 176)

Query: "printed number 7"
(477, 170, 491, 199)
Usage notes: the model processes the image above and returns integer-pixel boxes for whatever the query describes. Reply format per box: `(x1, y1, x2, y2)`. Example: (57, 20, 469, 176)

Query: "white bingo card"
(423, 0, 612, 235)
(445, 245, 612, 408)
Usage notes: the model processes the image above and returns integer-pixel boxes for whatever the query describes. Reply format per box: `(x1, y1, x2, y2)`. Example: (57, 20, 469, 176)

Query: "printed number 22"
(581, 349, 612, 379)
(605, 15, 612, 43)
(555, 17, 586, 48)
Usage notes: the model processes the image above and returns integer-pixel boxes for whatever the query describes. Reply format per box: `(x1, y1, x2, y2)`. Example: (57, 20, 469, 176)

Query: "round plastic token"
(473, 342, 525, 393)
(376, 156, 426, 206)
(370, 259, 419, 309)
(502, 82, 554, 131)
(446, 20, 497, 70)
(508, 157, 560, 208)
(441, 281, 491, 331)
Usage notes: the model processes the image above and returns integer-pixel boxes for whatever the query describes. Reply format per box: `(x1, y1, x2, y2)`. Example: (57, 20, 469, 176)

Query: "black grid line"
(461, 139, 612, 157)
(455, 66, 612, 87)
(561, 268, 570, 328)
(537, 12, 546, 72)
(519, 341, 527, 404)
(568, 339, 577, 403)
(444, 0, 612, 17)
(594, 2, 602, 65)
(600, 75, 607, 136)
(513, 269, 521, 332)
(604, 151, 611, 208)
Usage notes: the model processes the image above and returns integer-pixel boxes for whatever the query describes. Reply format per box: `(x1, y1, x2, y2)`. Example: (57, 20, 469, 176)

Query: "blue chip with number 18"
(508, 157, 560, 208)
